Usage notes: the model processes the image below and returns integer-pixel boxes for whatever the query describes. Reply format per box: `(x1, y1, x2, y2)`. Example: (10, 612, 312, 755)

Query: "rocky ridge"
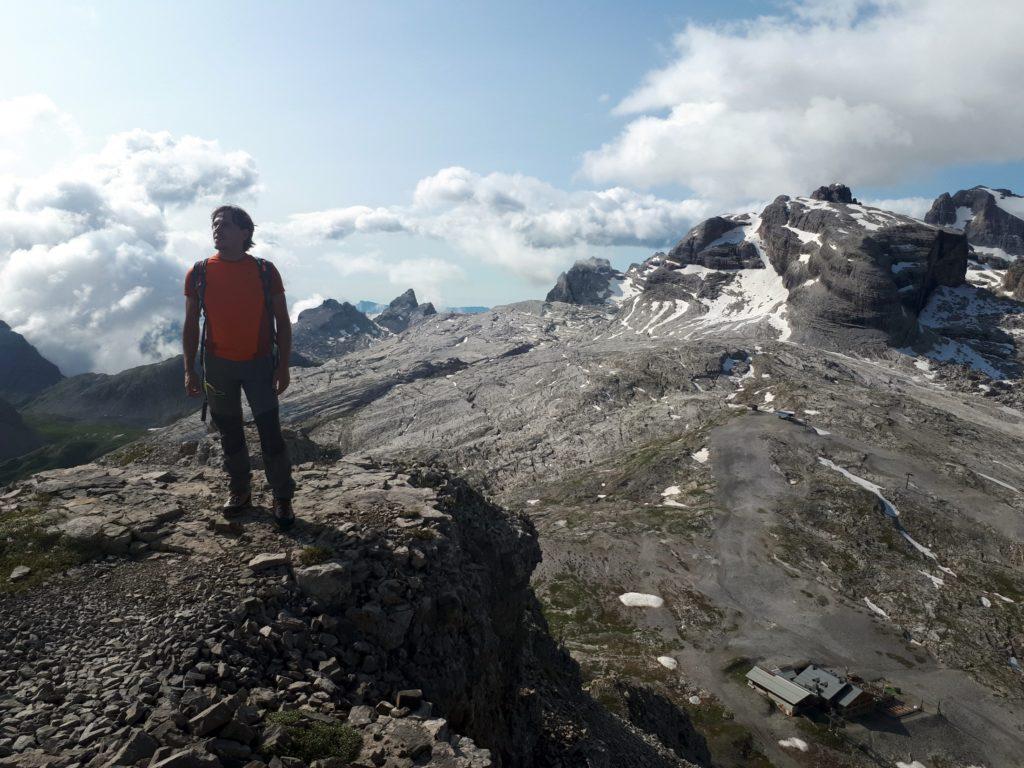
(292, 301, 387, 364)
(23, 356, 201, 429)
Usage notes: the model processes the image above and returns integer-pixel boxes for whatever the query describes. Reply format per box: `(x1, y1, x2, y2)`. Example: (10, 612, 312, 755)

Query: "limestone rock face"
(666, 217, 762, 270)
(546, 257, 625, 304)
(576, 186, 969, 354)
(925, 186, 1024, 257)
(375, 289, 437, 334)
(757, 193, 968, 348)
(0, 320, 64, 405)
(293, 299, 386, 362)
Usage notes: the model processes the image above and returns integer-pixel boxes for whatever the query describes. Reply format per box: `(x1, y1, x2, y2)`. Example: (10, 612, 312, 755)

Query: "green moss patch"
(266, 710, 362, 763)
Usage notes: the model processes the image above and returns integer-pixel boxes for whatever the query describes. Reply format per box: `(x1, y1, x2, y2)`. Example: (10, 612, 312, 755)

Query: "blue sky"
(1, 0, 1022, 373)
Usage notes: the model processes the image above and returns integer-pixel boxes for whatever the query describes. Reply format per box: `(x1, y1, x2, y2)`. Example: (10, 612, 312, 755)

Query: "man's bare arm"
(183, 296, 202, 397)
(270, 294, 292, 395)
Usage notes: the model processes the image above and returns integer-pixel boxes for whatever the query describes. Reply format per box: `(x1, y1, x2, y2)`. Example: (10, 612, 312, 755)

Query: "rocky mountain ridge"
(547, 183, 1023, 382)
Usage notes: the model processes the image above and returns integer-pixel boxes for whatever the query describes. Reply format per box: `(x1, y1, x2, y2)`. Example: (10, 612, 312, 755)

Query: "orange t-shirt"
(184, 254, 285, 361)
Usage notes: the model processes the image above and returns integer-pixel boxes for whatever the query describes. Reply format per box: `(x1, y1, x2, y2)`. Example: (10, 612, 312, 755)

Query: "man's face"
(212, 211, 248, 253)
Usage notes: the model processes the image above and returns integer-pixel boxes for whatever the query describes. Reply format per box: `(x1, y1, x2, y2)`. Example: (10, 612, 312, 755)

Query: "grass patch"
(723, 656, 753, 685)
(105, 440, 159, 467)
(407, 526, 440, 541)
(684, 699, 775, 768)
(266, 710, 362, 763)
(0, 494, 92, 593)
(539, 572, 637, 645)
(795, 716, 852, 754)
(298, 546, 333, 566)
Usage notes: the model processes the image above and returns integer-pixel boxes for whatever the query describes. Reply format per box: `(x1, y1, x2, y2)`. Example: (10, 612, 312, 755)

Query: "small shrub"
(299, 546, 332, 566)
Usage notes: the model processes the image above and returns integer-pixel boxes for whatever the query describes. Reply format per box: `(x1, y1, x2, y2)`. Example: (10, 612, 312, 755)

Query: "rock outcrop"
(0, 321, 64, 406)
(374, 290, 437, 334)
(546, 258, 625, 305)
(809, 183, 860, 205)
(292, 300, 386, 362)
(757, 192, 968, 348)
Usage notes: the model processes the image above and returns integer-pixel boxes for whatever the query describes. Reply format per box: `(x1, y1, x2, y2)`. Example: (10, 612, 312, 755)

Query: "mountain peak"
(376, 289, 436, 333)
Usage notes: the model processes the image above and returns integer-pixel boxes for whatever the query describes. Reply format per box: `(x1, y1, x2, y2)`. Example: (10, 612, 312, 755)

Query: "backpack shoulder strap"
(192, 258, 209, 311)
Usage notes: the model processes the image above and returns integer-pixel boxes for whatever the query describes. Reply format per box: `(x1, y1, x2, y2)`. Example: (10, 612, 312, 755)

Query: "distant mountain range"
(358, 299, 488, 316)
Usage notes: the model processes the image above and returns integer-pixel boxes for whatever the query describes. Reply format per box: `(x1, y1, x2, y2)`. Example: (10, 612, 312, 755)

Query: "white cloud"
(581, 0, 1024, 200)
(322, 251, 465, 307)
(284, 166, 712, 285)
(0, 124, 259, 375)
(289, 293, 327, 323)
(863, 196, 932, 219)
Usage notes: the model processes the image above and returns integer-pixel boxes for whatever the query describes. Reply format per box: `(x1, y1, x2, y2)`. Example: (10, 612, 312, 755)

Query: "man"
(182, 205, 296, 528)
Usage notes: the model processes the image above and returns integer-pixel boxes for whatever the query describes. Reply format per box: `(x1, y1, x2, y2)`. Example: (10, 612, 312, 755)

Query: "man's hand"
(185, 368, 201, 398)
(273, 365, 290, 396)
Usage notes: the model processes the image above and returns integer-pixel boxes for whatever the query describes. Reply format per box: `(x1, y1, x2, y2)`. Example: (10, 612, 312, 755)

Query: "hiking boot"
(222, 488, 252, 515)
(273, 497, 295, 530)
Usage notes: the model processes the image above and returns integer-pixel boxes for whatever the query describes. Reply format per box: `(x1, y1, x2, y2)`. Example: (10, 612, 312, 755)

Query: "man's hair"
(211, 205, 256, 251)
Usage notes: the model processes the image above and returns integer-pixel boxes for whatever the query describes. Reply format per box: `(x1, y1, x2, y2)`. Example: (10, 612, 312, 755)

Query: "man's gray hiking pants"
(203, 353, 295, 500)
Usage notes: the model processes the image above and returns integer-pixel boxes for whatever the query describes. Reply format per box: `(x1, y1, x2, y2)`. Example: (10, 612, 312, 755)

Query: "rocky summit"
(374, 290, 437, 335)
(4, 184, 1024, 768)
(292, 300, 387, 364)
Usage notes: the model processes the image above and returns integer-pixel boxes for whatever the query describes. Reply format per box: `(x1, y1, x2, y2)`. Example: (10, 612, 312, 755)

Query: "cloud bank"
(0, 117, 259, 375)
(266, 166, 712, 286)
(581, 0, 1024, 199)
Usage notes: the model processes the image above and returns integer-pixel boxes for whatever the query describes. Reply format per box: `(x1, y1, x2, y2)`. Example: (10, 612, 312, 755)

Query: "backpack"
(191, 256, 278, 422)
